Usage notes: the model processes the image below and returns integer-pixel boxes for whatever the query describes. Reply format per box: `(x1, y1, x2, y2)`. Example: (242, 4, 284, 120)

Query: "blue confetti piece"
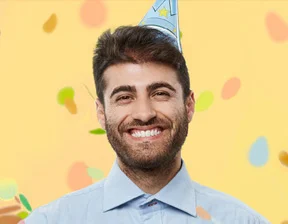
(248, 136, 269, 167)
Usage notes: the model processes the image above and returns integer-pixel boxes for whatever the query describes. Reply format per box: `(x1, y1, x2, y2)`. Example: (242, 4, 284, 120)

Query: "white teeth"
(131, 129, 161, 138)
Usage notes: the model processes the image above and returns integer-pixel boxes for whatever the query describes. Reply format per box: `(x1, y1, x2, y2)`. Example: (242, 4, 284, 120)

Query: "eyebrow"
(109, 81, 177, 99)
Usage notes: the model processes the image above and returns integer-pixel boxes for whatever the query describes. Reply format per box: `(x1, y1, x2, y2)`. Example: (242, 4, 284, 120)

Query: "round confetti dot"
(195, 91, 214, 112)
(0, 179, 18, 200)
(279, 151, 288, 167)
(265, 12, 288, 42)
(196, 206, 211, 220)
(67, 162, 93, 191)
(80, 0, 107, 28)
(248, 136, 269, 167)
(43, 13, 57, 33)
(57, 87, 77, 114)
(221, 77, 241, 100)
(87, 167, 105, 180)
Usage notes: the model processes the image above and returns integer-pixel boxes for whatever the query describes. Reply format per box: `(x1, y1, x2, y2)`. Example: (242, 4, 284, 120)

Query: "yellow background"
(0, 0, 288, 223)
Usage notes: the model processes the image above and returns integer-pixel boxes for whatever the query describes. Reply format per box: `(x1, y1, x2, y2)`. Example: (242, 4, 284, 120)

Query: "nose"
(131, 98, 157, 123)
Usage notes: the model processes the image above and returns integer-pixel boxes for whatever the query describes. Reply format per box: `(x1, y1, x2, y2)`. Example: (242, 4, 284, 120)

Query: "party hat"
(138, 0, 182, 53)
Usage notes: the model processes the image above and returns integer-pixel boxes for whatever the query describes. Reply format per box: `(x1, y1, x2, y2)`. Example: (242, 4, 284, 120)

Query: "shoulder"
(190, 180, 271, 223)
(22, 179, 106, 223)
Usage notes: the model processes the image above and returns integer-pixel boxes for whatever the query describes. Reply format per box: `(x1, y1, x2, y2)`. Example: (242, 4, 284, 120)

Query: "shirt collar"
(102, 158, 197, 217)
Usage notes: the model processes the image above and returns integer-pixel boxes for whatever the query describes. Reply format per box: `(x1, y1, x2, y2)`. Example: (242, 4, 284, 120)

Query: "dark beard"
(104, 109, 189, 171)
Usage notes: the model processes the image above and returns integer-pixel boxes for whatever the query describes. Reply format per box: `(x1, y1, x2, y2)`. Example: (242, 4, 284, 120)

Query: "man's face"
(96, 62, 195, 170)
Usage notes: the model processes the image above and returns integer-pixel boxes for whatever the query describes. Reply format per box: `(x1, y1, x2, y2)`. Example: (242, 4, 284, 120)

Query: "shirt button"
(148, 201, 158, 207)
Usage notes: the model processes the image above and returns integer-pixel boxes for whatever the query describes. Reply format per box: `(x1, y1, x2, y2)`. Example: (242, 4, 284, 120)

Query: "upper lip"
(127, 125, 164, 132)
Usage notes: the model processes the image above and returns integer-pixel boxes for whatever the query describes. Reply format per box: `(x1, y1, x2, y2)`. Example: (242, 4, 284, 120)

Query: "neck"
(117, 153, 182, 195)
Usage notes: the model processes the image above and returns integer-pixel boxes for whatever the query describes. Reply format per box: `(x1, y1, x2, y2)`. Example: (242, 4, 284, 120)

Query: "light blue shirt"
(23, 159, 270, 224)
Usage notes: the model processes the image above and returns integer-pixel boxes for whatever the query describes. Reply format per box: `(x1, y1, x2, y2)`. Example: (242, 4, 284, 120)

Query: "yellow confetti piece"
(43, 13, 57, 33)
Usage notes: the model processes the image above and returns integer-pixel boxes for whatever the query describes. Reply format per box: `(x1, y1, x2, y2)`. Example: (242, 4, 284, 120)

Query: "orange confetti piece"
(279, 151, 288, 167)
(0, 215, 22, 223)
(67, 162, 93, 191)
(64, 98, 77, 114)
(196, 206, 211, 220)
(265, 12, 288, 42)
(43, 13, 57, 33)
(221, 77, 241, 100)
(0, 205, 21, 215)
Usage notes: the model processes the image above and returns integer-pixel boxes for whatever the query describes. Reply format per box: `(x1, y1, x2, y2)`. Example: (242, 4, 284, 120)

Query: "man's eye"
(155, 91, 170, 96)
(116, 95, 131, 102)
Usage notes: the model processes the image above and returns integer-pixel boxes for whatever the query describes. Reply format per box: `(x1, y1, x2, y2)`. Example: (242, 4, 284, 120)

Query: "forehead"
(103, 62, 180, 94)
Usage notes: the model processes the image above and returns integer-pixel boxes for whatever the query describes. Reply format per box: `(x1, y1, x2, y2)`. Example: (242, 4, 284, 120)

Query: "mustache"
(121, 117, 170, 131)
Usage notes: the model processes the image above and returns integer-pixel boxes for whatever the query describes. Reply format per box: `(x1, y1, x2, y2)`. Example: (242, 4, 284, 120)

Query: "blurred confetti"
(43, 13, 57, 33)
(57, 87, 77, 114)
(221, 77, 241, 100)
(67, 162, 93, 191)
(0, 205, 21, 215)
(195, 91, 214, 112)
(16, 211, 29, 219)
(19, 194, 32, 212)
(265, 12, 288, 42)
(0, 215, 22, 223)
(80, 0, 107, 27)
(279, 151, 288, 167)
(0, 179, 18, 200)
(281, 221, 288, 224)
(89, 128, 106, 135)
(248, 136, 269, 167)
(180, 31, 183, 39)
(196, 206, 211, 220)
(87, 167, 105, 180)
(14, 196, 20, 204)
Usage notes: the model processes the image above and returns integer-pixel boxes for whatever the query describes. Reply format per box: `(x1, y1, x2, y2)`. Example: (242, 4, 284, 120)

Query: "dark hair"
(92, 25, 191, 107)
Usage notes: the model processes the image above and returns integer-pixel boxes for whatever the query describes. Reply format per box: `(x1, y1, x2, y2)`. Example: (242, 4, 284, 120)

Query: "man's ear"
(95, 98, 106, 130)
(186, 90, 195, 123)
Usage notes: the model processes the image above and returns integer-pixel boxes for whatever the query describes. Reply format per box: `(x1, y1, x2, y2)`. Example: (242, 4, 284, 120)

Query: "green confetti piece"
(0, 179, 18, 200)
(17, 211, 29, 219)
(195, 91, 214, 112)
(87, 167, 105, 180)
(57, 87, 75, 105)
(19, 194, 32, 212)
(180, 31, 183, 39)
(89, 128, 106, 135)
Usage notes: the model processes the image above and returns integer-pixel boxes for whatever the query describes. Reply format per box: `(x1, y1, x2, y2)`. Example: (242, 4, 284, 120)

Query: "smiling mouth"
(125, 128, 165, 141)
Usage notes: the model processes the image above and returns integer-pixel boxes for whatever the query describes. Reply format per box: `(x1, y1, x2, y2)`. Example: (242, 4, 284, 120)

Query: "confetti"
(16, 211, 29, 219)
(281, 221, 288, 224)
(67, 162, 93, 191)
(0, 215, 22, 223)
(80, 0, 107, 28)
(221, 77, 241, 100)
(57, 87, 77, 114)
(0, 179, 18, 200)
(265, 12, 288, 42)
(19, 194, 32, 212)
(43, 13, 57, 33)
(196, 206, 211, 220)
(279, 151, 288, 167)
(0, 205, 21, 215)
(195, 91, 214, 112)
(248, 136, 269, 167)
(87, 167, 105, 180)
(89, 128, 106, 135)
(15, 196, 20, 204)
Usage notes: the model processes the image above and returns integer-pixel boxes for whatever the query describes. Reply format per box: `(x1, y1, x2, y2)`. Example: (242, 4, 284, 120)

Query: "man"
(21, 1, 271, 224)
